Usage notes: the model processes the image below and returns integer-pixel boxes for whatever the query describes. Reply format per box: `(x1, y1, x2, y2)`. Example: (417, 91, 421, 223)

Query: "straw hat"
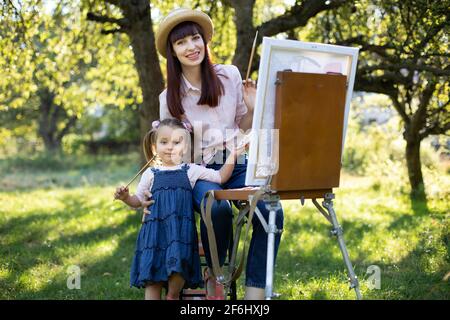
(155, 8, 214, 58)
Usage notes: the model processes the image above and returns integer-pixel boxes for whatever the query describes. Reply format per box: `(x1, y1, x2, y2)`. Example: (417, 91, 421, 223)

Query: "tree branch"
(354, 74, 398, 96)
(391, 97, 411, 125)
(104, 0, 120, 6)
(420, 121, 450, 139)
(86, 12, 129, 28)
(57, 116, 78, 141)
(412, 80, 437, 134)
(358, 69, 411, 86)
(334, 36, 397, 60)
(259, 0, 348, 37)
(360, 62, 450, 77)
(354, 74, 411, 123)
(101, 28, 126, 35)
(415, 19, 450, 54)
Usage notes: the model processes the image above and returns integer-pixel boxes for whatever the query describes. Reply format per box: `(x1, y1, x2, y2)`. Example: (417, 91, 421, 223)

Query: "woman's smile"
(186, 51, 200, 60)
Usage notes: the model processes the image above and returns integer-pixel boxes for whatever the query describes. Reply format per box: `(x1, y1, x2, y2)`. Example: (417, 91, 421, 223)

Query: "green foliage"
(71, 104, 141, 153)
(342, 94, 448, 200)
(343, 112, 406, 176)
(309, 0, 449, 128)
(0, 1, 141, 153)
(253, 0, 291, 26)
(0, 121, 43, 157)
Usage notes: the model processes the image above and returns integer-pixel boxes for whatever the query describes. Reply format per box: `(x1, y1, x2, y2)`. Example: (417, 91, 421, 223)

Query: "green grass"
(0, 153, 448, 300)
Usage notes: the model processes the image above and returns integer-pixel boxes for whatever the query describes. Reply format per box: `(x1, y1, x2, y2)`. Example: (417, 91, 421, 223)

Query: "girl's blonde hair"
(142, 118, 192, 164)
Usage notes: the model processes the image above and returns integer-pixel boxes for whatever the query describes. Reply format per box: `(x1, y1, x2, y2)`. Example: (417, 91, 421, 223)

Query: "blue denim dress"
(130, 164, 202, 289)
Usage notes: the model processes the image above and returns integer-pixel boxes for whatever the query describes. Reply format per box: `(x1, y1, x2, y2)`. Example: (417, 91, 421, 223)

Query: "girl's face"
(154, 125, 188, 166)
(172, 33, 205, 68)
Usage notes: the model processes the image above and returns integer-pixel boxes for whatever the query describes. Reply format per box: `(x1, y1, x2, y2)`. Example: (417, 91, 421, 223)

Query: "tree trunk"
(120, 1, 164, 165)
(40, 131, 62, 152)
(230, 0, 256, 76)
(37, 88, 62, 153)
(405, 138, 426, 201)
(37, 87, 77, 154)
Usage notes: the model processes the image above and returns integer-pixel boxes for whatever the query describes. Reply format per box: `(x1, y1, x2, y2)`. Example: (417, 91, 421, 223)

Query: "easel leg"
(264, 197, 282, 300)
(322, 193, 362, 300)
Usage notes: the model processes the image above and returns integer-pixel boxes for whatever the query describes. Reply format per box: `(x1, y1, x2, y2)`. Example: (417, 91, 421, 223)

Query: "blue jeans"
(193, 158, 284, 289)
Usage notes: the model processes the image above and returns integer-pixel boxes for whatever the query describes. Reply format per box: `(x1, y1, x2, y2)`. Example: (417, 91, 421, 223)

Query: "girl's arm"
(218, 152, 237, 183)
(115, 168, 153, 209)
(192, 145, 246, 185)
(114, 186, 142, 208)
(218, 145, 247, 183)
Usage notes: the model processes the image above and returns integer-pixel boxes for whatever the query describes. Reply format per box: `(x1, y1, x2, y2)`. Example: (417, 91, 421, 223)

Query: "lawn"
(0, 153, 448, 299)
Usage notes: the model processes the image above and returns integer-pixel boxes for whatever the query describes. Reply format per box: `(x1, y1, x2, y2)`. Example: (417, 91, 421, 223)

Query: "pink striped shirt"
(159, 64, 248, 164)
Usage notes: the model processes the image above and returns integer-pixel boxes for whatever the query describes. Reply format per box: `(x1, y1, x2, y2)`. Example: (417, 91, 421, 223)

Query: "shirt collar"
(181, 73, 201, 93)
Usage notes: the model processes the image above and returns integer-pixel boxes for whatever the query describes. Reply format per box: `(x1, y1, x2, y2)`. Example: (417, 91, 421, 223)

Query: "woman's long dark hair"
(166, 21, 225, 119)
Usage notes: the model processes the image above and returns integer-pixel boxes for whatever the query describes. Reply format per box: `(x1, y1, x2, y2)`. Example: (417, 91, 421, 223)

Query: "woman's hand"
(242, 79, 257, 113)
(142, 190, 155, 215)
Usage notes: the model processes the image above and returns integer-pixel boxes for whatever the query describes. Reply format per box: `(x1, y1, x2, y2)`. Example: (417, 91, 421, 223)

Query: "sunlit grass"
(0, 153, 448, 300)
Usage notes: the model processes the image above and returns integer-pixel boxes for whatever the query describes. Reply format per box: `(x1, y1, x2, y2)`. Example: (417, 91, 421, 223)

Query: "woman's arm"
(238, 80, 256, 132)
(238, 109, 254, 132)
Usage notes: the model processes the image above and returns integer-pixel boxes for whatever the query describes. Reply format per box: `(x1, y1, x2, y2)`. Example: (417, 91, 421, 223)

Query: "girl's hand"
(242, 79, 257, 113)
(227, 144, 247, 163)
(142, 190, 155, 215)
(234, 144, 247, 157)
(114, 186, 130, 201)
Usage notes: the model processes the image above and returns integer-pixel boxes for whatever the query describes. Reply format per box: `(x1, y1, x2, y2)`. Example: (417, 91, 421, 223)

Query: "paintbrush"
(113, 155, 156, 201)
(244, 30, 259, 86)
(125, 155, 156, 188)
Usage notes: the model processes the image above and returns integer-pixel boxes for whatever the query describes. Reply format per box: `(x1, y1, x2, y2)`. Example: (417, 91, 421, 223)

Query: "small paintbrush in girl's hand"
(113, 155, 156, 201)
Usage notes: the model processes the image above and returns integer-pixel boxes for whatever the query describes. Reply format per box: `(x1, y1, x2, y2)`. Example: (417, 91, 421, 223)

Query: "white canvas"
(245, 37, 359, 186)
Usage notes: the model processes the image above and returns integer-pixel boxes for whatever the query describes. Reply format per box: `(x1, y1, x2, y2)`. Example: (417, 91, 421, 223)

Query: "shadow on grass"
(274, 203, 449, 300)
(366, 222, 449, 299)
(0, 194, 143, 299)
(0, 194, 121, 246)
(311, 290, 329, 300)
(276, 213, 366, 269)
(2, 195, 448, 299)
(410, 195, 430, 215)
(386, 196, 446, 233)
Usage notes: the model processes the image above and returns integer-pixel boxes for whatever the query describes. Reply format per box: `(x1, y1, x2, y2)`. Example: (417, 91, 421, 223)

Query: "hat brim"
(156, 9, 214, 59)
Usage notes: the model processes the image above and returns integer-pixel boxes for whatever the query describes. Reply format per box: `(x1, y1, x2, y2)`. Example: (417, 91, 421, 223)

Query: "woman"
(149, 8, 284, 300)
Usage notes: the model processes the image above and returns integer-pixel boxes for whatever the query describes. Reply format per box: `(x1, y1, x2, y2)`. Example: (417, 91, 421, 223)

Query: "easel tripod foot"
(321, 193, 362, 300)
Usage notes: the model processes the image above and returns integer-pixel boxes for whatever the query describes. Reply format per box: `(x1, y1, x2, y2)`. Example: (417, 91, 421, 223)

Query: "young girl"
(114, 118, 243, 300)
